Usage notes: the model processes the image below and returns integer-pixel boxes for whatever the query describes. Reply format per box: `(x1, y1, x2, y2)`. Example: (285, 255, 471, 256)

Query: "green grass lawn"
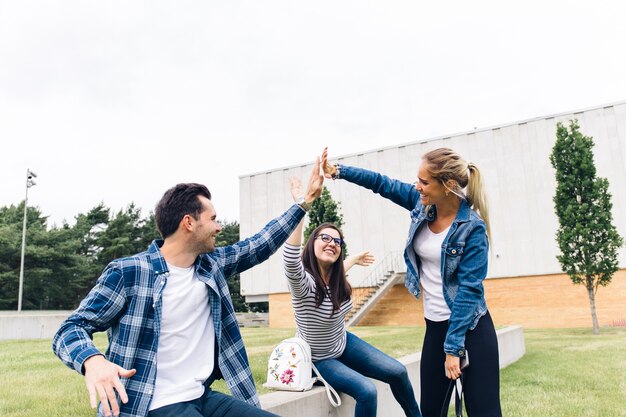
(0, 326, 624, 416)
(499, 327, 626, 417)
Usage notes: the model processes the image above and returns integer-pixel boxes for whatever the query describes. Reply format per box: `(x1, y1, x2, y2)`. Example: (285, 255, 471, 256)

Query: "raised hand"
(321, 147, 337, 179)
(290, 176, 303, 202)
(353, 251, 375, 267)
(344, 251, 375, 272)
(303, 156, 324, 204)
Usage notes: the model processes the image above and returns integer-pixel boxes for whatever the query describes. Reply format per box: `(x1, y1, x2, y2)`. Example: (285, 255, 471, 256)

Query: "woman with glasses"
(283, 177, 422, 417)
(321, 147, 501, 417)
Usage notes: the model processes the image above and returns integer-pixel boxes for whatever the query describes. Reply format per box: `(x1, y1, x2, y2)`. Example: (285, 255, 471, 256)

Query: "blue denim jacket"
(337, 165, 489, 356)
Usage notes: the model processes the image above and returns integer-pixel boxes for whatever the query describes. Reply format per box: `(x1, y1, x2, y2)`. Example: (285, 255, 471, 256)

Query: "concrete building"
(239, 101, 626, 329)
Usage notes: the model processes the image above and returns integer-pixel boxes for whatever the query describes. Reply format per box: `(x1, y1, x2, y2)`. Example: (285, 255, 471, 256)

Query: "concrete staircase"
(345, 251, 404, 327)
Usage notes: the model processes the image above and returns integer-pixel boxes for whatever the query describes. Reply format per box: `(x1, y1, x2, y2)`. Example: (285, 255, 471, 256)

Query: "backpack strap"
(312, 364, 342, 407)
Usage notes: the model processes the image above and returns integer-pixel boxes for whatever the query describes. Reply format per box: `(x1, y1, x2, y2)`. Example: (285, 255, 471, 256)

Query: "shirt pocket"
(443, 243, 465, 280)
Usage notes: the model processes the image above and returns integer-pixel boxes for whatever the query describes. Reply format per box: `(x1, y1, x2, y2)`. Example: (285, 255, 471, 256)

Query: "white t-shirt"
(149, 263, 215, 411)
(413, 223, 452, 322)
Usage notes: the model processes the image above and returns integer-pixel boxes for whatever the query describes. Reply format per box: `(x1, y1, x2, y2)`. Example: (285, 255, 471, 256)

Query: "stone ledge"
(0, 311, 72, 340)
(260, 326, 525, 416)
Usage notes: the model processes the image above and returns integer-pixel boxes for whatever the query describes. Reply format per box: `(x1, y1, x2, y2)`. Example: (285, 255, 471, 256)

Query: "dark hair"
(302, 223, 352, 314)
(155, 183, 211, 238)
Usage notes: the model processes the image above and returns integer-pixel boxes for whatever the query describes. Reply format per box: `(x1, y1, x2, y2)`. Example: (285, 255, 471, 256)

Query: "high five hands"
(321, 147, 337, 179)
(296, 156, 324, 204)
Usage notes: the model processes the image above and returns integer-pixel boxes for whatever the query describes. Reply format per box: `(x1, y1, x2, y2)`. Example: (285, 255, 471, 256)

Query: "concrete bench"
(260, 325, 525, 416)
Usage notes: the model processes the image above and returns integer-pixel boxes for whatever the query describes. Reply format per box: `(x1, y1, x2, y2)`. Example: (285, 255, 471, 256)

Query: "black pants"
(420, 311, 502, 417)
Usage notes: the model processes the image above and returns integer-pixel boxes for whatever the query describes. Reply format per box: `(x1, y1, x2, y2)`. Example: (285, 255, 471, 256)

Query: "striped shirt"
(53, 204, 305, 417)
(283, 243, 352, 361)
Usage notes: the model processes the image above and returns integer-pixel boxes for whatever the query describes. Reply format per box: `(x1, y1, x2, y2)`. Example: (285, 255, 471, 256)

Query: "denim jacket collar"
(415, 197, 472, 224)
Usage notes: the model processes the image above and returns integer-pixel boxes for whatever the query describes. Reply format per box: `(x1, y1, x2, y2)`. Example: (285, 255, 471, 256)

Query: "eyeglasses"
(315, 233, 343, 247)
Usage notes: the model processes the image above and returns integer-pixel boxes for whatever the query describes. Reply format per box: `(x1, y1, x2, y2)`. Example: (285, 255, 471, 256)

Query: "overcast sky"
(2, 0, 625, 226)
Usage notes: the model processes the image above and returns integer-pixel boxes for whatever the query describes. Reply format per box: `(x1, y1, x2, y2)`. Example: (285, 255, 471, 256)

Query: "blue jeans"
(314, 332, 421, 417)
(147, 387, 278, 417)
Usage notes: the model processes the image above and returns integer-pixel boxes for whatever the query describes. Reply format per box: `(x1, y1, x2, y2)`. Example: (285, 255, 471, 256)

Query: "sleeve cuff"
(74, 347, 105, 374)
(443, 345, 466, 357)
(332, 164, 342, 180)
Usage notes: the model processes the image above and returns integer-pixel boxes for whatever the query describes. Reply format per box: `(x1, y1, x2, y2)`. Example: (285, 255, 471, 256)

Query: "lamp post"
(17, 169, 37, 312)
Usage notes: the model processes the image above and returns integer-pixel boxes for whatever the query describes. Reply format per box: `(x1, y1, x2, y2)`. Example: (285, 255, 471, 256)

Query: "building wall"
(240, 101, 626, 300)
(268, 269, 626, 329)
(486, 269, 626, 328)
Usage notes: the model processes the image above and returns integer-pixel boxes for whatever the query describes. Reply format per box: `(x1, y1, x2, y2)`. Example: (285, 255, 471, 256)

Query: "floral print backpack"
(264, 337, 341, 407)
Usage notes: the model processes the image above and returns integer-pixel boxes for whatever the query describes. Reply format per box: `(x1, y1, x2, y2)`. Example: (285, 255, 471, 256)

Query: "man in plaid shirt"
(53, 160, 323, 417)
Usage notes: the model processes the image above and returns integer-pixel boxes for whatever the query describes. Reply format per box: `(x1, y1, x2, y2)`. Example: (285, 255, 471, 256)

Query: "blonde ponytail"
(466, 162, 491, 242)
(423, 148, 492, 242)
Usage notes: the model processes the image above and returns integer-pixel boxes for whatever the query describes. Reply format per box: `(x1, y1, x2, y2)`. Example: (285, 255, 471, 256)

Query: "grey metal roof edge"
(239, 99, 626, 179)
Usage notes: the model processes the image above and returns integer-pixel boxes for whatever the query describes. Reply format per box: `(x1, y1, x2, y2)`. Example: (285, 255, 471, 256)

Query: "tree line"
(0, 202, 259, 312)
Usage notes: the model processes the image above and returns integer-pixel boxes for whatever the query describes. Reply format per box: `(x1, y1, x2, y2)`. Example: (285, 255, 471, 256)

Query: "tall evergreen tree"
(71, 203, 110, 294)
(549, 120, 624, 334)
(97, 204, 146, 265)
(0, 204, 28, 309)
(139, 212, 160, 248)
(0, 202, 161, 310)
(72, 203, 109, 259)
(0, 203, 91, 310)
(0, 204, 47, 309)
(29, 225, 91, 309)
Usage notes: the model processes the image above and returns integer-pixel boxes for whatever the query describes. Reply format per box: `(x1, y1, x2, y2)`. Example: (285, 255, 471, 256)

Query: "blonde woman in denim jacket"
(322, 147, 502, 417)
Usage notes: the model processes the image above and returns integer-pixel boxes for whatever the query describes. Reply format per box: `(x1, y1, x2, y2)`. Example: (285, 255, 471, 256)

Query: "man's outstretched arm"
(218, 157, 324, 277)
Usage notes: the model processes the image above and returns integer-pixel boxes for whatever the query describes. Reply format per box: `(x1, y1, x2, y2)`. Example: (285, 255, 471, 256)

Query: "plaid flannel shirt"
(53, 204, 305, 417)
